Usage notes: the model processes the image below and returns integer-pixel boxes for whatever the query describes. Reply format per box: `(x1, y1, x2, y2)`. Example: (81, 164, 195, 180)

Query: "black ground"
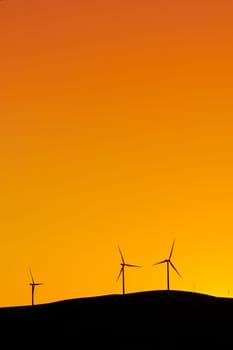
(0, 290, 233, 348)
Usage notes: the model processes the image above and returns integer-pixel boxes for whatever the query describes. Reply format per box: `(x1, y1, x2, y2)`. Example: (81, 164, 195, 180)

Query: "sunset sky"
(1, 0, 233, 306)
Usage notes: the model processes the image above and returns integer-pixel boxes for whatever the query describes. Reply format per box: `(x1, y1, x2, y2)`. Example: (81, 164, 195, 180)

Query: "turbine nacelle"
(120, 263, 141, 268)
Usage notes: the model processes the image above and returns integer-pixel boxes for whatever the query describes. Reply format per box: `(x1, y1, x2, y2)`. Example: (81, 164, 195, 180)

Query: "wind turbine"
(153, 240, 182, 291)
(29, 268, 43, 306)
(117, 246, 141, 295)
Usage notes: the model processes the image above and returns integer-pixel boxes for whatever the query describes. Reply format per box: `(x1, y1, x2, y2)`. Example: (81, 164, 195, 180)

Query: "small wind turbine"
(153, 240, 182, 291)
(29, 268, 43, 306)
(117, 246, 141, 295)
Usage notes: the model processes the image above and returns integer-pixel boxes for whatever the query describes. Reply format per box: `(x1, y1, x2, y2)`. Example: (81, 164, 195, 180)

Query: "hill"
(0, 290, 233, 347)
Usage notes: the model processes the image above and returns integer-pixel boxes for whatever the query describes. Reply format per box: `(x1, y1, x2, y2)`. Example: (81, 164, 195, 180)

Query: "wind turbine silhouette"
(117, 246, 141, 295)
(29, 268, 43, 306)
(153, 240, 182, 291)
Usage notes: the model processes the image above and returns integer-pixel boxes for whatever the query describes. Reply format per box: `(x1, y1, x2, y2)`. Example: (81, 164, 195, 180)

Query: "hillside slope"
(0, 290, 233, 347)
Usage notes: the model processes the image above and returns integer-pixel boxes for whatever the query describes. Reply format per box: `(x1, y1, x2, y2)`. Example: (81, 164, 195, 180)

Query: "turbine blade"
(169, 239, 176, 260)
(118, 245, 125, 264)
(29, 268, 34, 284)
(153, 259, 167, 266)
(116, 266, 123, 282)
(125, 264, 141, 268)
(170, 261, 182, 278)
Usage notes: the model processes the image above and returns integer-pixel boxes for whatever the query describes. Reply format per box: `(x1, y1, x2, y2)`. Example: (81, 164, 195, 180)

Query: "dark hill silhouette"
(0, 290, 233, 348)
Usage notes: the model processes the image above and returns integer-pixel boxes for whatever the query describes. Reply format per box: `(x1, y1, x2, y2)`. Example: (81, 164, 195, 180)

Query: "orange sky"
(0, 0, 233, 306)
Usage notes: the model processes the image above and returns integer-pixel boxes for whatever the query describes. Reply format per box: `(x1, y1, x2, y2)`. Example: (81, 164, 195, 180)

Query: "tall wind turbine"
(117, 246, 141, 295)
(153, 240, 182, 291)
(29, 268, 43, 306)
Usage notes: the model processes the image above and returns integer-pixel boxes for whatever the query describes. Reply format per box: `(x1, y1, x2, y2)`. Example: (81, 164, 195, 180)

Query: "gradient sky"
(1, 0, 233, 306)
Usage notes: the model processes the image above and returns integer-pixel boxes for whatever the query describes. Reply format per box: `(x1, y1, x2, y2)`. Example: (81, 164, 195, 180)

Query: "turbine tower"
(29, 268, 43, 306)
(153, 240, 182, 291)
(117, 246, 141, 295)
